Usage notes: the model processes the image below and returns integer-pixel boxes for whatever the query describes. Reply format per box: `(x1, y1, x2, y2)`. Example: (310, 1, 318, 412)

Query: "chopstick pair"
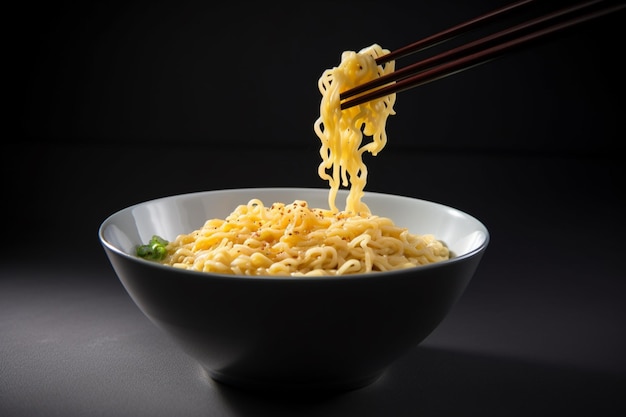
(339, 0, 626, 110)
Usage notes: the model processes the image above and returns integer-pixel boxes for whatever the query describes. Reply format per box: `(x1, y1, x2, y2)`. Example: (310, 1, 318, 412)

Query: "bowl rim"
(98, 187, 490, 282)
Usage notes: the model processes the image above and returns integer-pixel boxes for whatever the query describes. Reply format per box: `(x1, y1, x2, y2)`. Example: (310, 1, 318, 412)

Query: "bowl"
(98, 187, 489, 392)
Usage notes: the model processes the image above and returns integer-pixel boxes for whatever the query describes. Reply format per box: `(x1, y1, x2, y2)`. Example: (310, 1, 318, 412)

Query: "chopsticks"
(339, 0, 625, 110)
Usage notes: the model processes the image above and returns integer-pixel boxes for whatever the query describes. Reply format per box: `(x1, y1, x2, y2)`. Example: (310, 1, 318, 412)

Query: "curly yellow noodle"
(313, 44, 396, 213)
(158, 44, 449, 276)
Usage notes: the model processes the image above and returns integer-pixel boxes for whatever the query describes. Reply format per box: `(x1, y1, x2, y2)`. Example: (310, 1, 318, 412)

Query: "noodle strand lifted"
(314, 44, 396, 213)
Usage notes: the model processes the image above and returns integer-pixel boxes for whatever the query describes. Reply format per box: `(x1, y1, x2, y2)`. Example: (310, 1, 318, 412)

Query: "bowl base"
(206, 369, 384, 394)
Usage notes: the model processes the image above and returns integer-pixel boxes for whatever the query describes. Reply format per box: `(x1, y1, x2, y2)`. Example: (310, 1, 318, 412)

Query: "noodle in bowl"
(99, 187, 489, 392)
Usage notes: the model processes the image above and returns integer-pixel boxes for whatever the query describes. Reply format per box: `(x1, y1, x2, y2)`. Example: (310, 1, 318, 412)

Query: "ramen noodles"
(140, 44, 450, 276)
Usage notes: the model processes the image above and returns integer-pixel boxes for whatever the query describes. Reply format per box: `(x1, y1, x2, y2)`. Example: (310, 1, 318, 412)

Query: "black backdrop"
(14, 0, 624, 151)
(7, 0, 624, 259)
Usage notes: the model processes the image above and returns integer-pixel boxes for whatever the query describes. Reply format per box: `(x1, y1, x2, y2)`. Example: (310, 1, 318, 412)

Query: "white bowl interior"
(100, 188, 488, 261)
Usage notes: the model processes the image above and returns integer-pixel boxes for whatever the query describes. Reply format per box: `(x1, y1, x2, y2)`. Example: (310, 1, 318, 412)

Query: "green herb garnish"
(136, 235, 169, 260)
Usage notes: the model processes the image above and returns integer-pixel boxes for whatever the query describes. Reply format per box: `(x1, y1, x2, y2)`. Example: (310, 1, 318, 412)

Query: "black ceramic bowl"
(99, 187, 489, 392)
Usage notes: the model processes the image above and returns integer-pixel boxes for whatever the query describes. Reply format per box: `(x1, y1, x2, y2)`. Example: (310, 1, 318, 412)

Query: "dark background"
(2, 1, 625, 416)
(6, 0, 624, 261)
